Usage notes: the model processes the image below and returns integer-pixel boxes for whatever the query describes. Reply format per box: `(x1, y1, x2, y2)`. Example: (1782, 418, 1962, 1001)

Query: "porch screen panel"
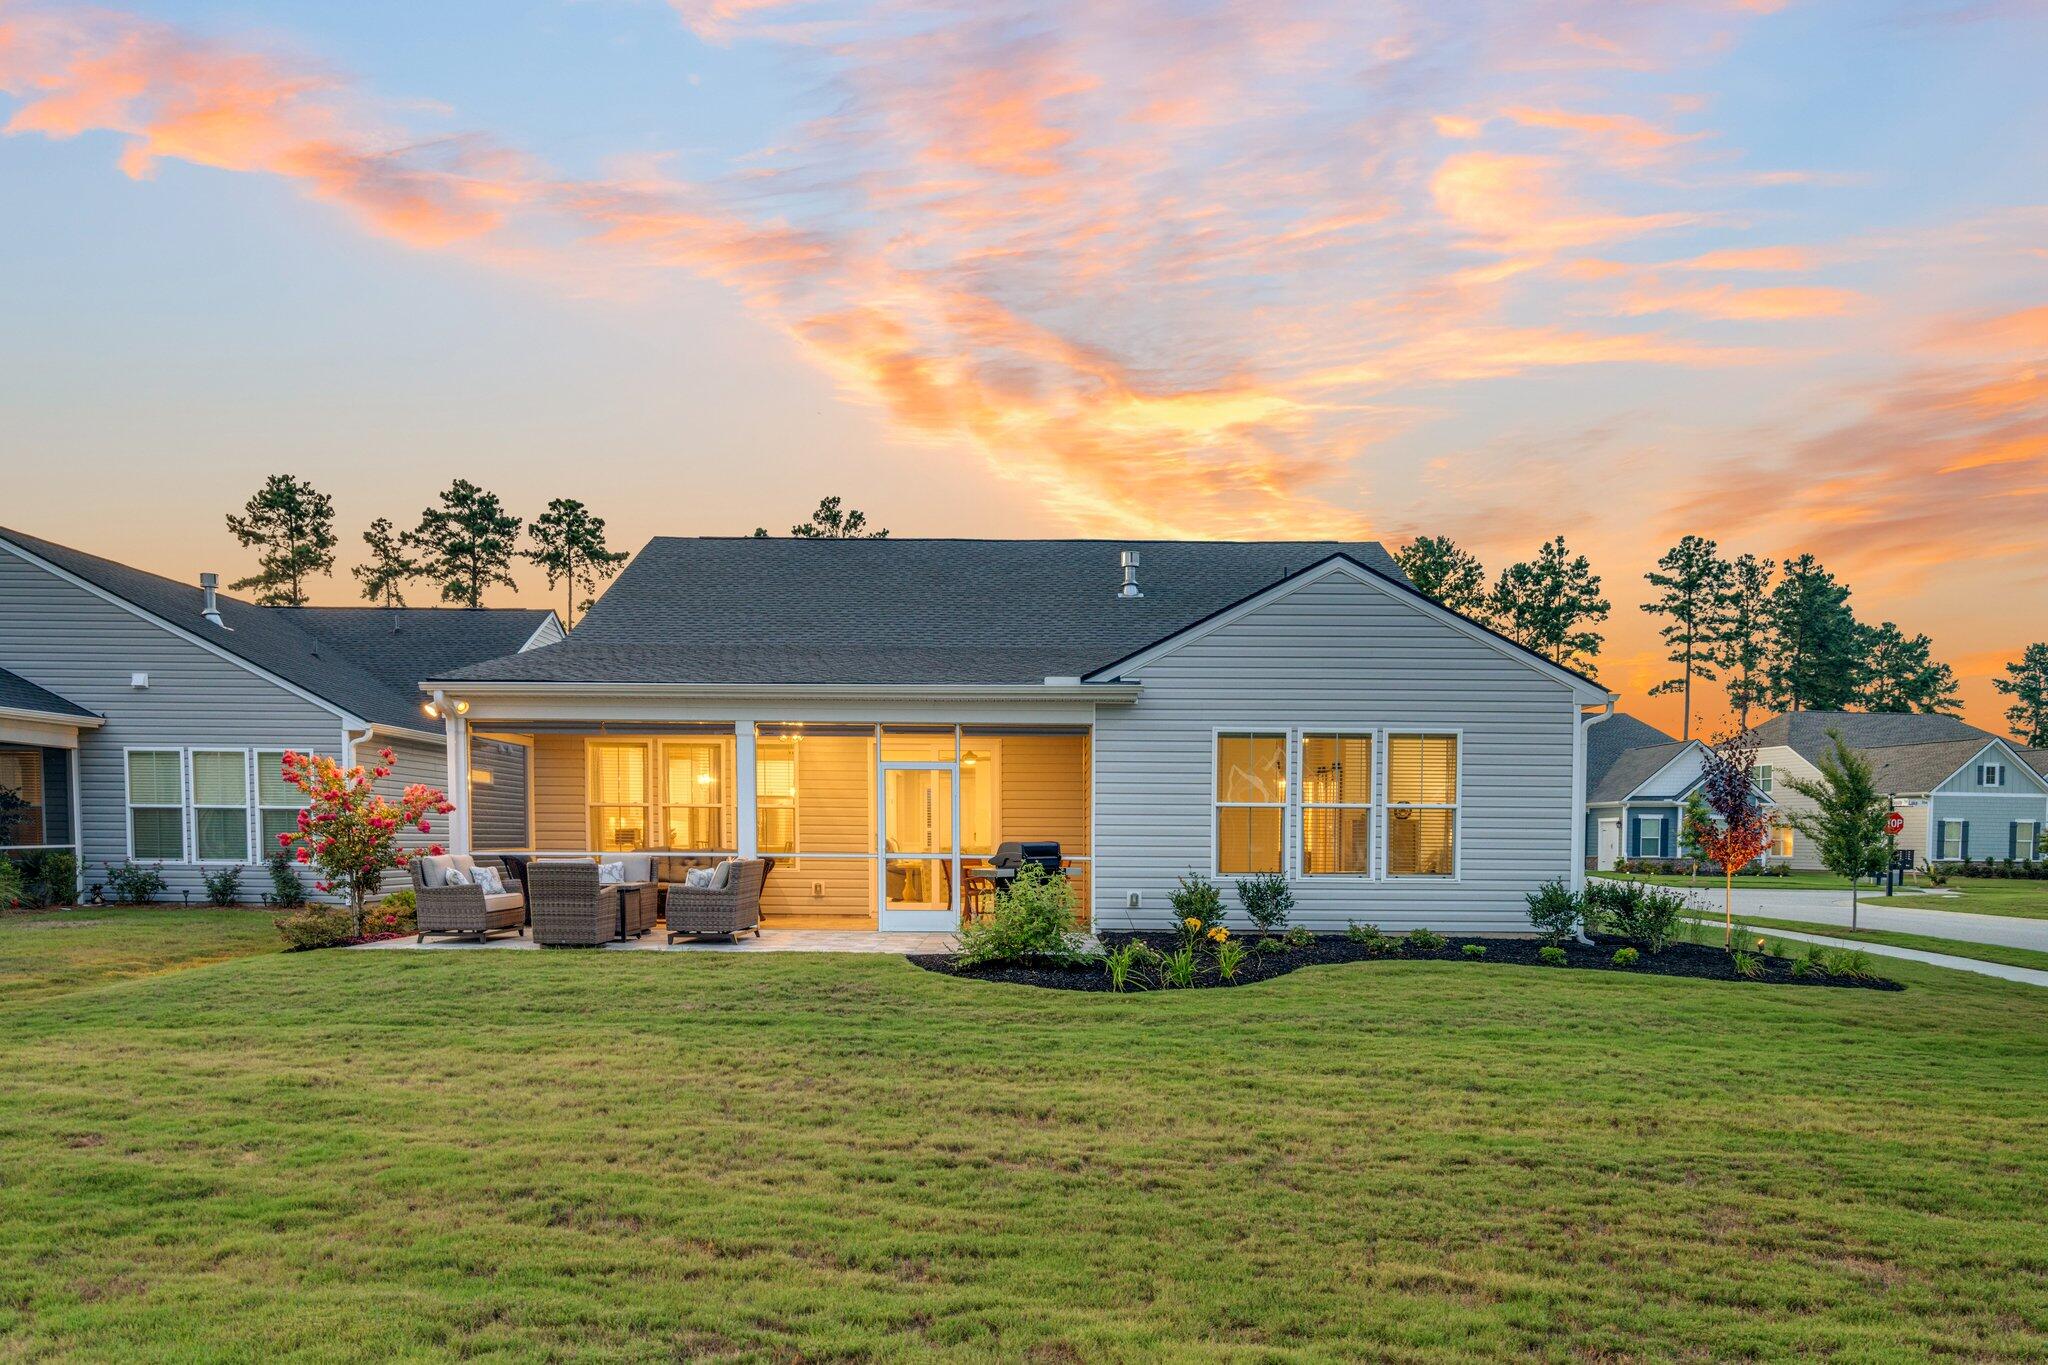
(588, 742, 651, 852)
(0, 747, 46, 847)
(984, 732, 1090, 858)
(757, 727, 875, 855)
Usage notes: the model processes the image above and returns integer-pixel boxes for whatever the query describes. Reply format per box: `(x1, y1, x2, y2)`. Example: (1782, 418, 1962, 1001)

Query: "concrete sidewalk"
(1671, 885, 2048, 952)
(1687, 919, 2048, 989)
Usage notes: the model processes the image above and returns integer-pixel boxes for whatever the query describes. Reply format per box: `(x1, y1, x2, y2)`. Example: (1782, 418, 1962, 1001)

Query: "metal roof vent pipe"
(199, 572, 226, 628)
(1118, 550, 1143, 599)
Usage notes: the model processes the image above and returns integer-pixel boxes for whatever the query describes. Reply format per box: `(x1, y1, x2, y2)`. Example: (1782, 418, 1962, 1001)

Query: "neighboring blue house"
(1584, 714, 1705, 870)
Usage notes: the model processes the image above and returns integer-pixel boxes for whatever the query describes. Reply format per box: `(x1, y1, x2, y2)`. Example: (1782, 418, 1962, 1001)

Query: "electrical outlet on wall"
(1126, 891, 1140, 909)
(811, 880, 824, 898)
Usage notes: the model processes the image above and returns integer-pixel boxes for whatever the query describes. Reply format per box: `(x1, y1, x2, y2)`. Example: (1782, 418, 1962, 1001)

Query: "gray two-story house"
(0, 526, 560, 901)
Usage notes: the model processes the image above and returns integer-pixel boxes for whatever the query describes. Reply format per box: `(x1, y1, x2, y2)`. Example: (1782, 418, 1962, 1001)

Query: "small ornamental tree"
(1697, 726, 1773, 946)
(274, 748, 454, 937)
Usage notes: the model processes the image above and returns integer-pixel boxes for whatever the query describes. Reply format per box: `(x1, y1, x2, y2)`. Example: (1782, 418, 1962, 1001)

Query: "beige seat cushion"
(483, 892, 525, 914)
(418, 853, 479, 888)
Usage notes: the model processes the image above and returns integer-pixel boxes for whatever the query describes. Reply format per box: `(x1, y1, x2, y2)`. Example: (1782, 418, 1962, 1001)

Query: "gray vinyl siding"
(470, 738, 532, 849)
(1092, 571, 1579, 933)
(1928, 793, 2048, 862)
(0, 548, 347, 901)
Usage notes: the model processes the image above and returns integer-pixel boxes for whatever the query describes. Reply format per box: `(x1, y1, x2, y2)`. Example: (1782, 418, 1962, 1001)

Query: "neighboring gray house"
(1749, 711, 2046, 869)
(0, 526, 561, 900)
(420, 538, 1616, 934)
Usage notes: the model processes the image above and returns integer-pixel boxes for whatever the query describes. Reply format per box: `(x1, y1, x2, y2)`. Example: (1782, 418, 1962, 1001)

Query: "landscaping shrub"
(1170, 873, 1226, 946)
(1102, 941, 1149, 992)
(105, 860, 168, 905)
(365, 891, 417, 937)
(266, 849, 307, 908)
(274, 906, 354, 951)
(1611, 947, 1639, 967)
(1537, 945, 1567, 966)
(1250, 936, 1287, 956)
(1524, 878, 1583, 944)
(0, 857, 22, 909)
(5, 850, 77, 908)
(203, 865, 244, 908)
(1158, 945, 1198, 988)
(1281, 924, 1315, 950)
(1234, 872, 1293, 934)
(956, 864, 1088, 967)
(1730, 949, 1763, 980)
(1404, 927, 1446, 952)
(1214, 937, 1248, 983)
(1586, 879, 1687, 954)
(1345, 922, 1399, 956)
(1461, 943, 1487, 959)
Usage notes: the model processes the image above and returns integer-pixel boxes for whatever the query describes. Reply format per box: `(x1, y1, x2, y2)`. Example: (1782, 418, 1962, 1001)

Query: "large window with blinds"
(191, 750, 251, 862)
(662, 737, 735, 853)
(1385, 733, 1458, 877)
(1214, 732, 1287, 874)
(256, 751, 304, 853)
(127, 750, 185, 861)
(1300, 733, 1373, 876)
(587, 741, 652, 852)
(0, 747, 47, 848)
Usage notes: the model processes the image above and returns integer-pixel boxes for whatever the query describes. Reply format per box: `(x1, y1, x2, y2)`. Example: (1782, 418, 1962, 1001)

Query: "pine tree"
(1994, 643, 2048, 746)
(405, 480, 523, 609)
(1711, 554, 1775, 728)
(752, 496, 890, 539)
(1396, 534, 1490, 621)
(224, 474, 336, 606)
(1488, 536, 1609, 673)
(352, 517, 421, 608)
(1642, 535, 1731, 739)
(1765, 554, 1862, 712)
(1858, 622, 1961, 714)
(524, 499, 629, 629)
(1782, 729, 1889, 927)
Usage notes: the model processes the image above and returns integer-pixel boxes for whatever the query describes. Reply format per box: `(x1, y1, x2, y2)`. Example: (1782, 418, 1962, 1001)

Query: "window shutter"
(2014, 822, 2023, 860)
(1960, 822, 1970, 860)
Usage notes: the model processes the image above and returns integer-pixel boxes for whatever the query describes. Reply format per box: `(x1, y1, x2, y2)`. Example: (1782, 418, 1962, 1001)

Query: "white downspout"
(1574, 698, 1618, 945)
(68, 745, 85, 901)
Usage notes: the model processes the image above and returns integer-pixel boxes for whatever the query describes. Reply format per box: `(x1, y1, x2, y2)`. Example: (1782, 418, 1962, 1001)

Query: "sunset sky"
(3, 0, 2044, 737)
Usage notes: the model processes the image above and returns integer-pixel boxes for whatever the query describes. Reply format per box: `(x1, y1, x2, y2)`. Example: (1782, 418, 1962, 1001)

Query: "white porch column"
(445, 712, 472, 854)
(68, 745, 85, 900)
(735, 718, 758, 857)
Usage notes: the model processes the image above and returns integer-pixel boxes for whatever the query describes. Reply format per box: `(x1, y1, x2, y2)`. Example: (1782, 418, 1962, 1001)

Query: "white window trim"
(1978, 763, 2006, 788)
(1936, 819, 1964, 860)
(187, 748, 257, 866)
(2016, 821, 2039, 860)
(1298, 729, 1377, 881)
(1634, 812, 1665, 860)
(659, 737, 738, 857)
(1755, 764, 1773, 795)
(124, 746, 188, 863)
(1210, 729, 1290, 879)
(254, 749, 307, 859)
(586, 738, 655, 853)
(1383, 729, 1464, 881)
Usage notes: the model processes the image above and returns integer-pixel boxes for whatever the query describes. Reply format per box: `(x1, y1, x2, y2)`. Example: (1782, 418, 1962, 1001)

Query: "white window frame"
(586, 739, 654, 853)
(1383, 730, 1463, 880)
(1755, 764, 1773, 795)
(255, 750, 306, 858)
(1978, 763, 2006, 788)
(2015, 821, 2039, 861)
(1773, 825, 1795, 859)
(659, 737, 736, 856)
(188, 748, 256, 865)
(1210, 729, 1290, 879)
(1936, 819, 1964, 860)
(125, 746, 187, 863)
(1297, 730, 1376, 880)
(1634, 813, 1665, 860)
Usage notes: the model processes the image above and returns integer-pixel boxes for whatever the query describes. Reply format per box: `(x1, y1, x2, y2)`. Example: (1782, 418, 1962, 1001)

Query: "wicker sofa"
(412, 854, 526, 943)
(664, 858, 768, 943)
(527, 861, 629, 947)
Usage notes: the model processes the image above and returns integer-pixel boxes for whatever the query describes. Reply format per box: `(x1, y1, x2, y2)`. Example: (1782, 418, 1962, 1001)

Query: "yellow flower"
(1182, 917, 1201, 930)
(1208, 926, 1229, 942)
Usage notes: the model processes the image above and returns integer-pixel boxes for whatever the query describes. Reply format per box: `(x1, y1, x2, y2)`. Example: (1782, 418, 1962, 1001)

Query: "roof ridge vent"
(1118, 549, 1143, 599)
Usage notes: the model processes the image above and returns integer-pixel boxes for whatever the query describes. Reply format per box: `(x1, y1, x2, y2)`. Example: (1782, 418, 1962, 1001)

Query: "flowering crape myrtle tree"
(275, 748, 454, 937)
(1697, 727, 1774, 946)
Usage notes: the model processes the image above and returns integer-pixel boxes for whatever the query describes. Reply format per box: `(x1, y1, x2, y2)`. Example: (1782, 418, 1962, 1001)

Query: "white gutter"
(1574, 697, 1619, 945)
(415, 680, 1142, 703)
(0, 705, 104, 729)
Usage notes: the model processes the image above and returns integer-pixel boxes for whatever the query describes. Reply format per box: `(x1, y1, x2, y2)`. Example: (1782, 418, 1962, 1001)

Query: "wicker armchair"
(412, 855, 525, 943)
(527, 861, 620, 947)
(664, 859, 767, 943)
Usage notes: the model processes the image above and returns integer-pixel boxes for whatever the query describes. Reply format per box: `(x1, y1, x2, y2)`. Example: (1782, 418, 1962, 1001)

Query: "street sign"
(1885, 811, 1906, 837)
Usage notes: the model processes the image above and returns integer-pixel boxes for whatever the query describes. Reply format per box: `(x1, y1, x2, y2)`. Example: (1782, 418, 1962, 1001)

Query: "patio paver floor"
(354, 927, 968, 954)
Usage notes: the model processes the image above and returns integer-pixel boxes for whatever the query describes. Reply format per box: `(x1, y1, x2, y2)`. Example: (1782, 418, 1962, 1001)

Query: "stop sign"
(1885, 811, 1906, 837)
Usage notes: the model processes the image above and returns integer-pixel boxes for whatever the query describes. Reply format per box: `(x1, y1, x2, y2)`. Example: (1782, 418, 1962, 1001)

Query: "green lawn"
(0, 906, 280, 1004)
(1890, 879, 2048, 921)
(1720, 914, 2048, 975)
(3, 913, 2048, 1360)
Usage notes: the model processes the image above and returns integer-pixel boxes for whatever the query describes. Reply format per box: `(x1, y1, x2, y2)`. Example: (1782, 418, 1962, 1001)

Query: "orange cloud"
(1432, 152, 1695, 254)
(1669, 245, 1812, 271)
(1620, 282, 1862, 320)
(1500, 105, 1702, 167)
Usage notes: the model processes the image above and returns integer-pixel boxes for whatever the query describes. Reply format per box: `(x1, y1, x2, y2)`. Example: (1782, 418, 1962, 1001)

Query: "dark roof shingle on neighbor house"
(1855, 737, 2027, 796)
(433, 538, 1418, 687)
(1746, 710, 1996, 763)
(0, 527, 557, 731)
(0, 664, 97, 720)
(1585, 713, 1680, 805)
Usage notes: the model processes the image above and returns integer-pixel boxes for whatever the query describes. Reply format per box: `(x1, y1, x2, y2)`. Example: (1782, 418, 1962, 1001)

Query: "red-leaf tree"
(274, 748, 454, 937)
(1697, 726, 1773, 946)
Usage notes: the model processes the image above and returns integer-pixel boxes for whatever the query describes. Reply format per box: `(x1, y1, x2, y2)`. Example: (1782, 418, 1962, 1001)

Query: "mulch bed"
(909, 931, 1905, 993)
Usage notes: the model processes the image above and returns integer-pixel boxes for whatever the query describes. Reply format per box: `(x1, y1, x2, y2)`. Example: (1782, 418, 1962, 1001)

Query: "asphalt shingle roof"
(1585, 713, 1679, 804)
(1748, 710, 1999, 765)
(0, 527, 555, 731)
(1857, 738, 2030, 795)
(0, 664, 96, 721)
(433, 538, 1418, 687)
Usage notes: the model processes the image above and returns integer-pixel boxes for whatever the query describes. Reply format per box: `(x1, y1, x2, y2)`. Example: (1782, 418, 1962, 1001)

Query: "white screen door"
(880, 762, 958, 931)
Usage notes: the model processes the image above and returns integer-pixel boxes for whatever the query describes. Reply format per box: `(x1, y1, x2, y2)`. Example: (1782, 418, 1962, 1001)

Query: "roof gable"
(0, 527, 553, 731)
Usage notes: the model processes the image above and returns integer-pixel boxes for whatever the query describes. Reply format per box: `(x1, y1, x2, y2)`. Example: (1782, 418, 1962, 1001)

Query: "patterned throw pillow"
(472, 866, 505, 896)
(684, 867, 714, 889)
(597, 861, 626, 886)
(443, 867, 472, 887)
